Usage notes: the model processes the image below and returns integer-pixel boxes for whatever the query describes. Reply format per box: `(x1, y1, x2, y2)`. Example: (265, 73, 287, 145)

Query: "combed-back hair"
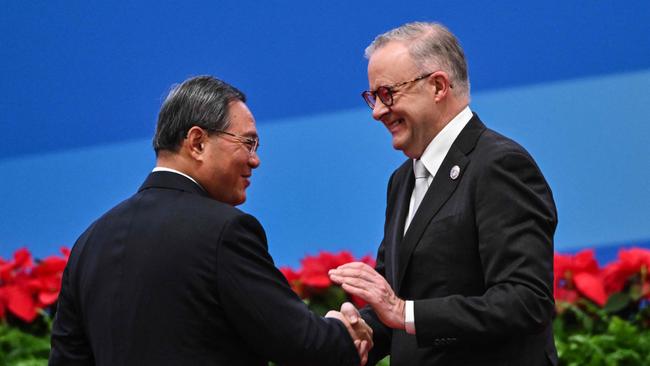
(153, 75, 246, 155)
(365, 22, 470, 97)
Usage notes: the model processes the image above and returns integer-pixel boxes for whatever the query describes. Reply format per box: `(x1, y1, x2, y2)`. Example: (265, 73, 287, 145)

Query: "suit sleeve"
(361, 170, 395, 365)
(49, 229, 95, 366)
(360, 237, 393, 365)
(216, 213, 359, 366)
(414, 148, 557, 346)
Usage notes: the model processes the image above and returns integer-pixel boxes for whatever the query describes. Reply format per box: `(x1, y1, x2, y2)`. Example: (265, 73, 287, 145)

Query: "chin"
(391, 138, 404, 151)
(394, 144, 419, 159)
(392, 141, 411, 156)
(233, 194, 246, 206)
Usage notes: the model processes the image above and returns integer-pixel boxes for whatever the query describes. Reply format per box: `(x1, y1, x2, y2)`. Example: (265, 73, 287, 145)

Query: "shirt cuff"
(405, 300, 416, 334)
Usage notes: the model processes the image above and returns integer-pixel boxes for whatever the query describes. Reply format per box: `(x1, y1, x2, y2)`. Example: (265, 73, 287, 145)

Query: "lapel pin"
(450, 165, 460, 180)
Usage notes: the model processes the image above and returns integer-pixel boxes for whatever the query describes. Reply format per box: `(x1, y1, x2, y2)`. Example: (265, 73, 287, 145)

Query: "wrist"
(394, 298, 406, 330)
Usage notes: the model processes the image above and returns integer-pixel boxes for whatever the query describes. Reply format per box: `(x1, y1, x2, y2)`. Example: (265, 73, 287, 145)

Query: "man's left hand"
(329, 262, 406, 330)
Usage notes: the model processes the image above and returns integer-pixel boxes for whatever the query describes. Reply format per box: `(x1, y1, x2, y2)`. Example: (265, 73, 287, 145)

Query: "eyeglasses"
(361, 72, 434, 109)
(213, 130, 259, 154)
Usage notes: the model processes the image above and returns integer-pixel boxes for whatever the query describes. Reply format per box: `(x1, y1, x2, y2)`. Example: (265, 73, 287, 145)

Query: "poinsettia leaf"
(604, 292, 631, 313)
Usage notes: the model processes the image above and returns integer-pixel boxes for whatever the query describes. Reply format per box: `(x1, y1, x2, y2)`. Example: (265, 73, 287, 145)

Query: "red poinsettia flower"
(554, 250, 607, 306)
(32, 247, 70, 307)
(359, 255, 376, 269)
(0, 248, 37, 321)
(4, 282, 39, 322)
(300, 251, 356, 289)
(602, 248, 650, 299)
(0, 248, 34, 282)
(280, 250, 377, 308)
(0, 247, 69, 322)
(0, 287, 6, 319)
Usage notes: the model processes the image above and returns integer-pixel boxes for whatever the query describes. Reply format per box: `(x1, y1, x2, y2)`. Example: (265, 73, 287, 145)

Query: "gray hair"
(365, 22, 470, 97)
(153, 75, 246, 155)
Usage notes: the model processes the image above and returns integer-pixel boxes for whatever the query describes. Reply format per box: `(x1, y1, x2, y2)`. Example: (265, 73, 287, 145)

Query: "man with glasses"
(50, 75, 372, 366)
(330, 22, 558, 365)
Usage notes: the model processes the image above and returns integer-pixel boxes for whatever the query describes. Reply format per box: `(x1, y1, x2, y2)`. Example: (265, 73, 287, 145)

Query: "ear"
(184, 126, 208, 160)
(429, 71, 452, 102)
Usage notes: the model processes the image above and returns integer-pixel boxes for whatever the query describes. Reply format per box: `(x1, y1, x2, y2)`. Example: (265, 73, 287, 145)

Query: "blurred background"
(1, 0, 649, 266)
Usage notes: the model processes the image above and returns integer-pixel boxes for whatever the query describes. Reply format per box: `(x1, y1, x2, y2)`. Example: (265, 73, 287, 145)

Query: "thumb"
(340, 302, 359, 324)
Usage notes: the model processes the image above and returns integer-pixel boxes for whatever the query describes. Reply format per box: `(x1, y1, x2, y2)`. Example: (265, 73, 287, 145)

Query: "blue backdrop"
(2, 1, 649, 266)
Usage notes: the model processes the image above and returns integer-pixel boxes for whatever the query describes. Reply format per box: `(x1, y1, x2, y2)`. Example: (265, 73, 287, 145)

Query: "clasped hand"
(325, 302, 373, 366)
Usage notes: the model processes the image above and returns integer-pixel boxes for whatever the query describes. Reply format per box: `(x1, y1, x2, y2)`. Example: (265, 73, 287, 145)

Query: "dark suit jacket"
(363, 114, 558, 366)
(50, 171, 359, 366)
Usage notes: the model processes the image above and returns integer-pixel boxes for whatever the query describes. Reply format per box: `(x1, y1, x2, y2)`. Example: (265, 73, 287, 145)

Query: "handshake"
(325, 302, 373, 366)
(324, 262, 407, 365)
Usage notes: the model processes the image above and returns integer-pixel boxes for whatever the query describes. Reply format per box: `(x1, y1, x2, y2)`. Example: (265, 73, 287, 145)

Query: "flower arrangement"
(553, 248, 650, 364)
(0, 248, 69, 323)
(280, 250, 375, 315)
(0, 247, 69, 365)
(1, 246, 649, 365)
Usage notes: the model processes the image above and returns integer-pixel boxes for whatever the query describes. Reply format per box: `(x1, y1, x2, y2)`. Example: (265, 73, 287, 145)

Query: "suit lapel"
(396, 114, 486, 291)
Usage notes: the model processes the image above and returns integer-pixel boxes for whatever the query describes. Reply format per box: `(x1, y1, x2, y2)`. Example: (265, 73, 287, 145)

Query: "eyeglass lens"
(364, 87, 393, 109)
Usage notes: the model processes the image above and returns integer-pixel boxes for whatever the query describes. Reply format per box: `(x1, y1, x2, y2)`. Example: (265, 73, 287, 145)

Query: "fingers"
(354, 320, 373, 366)
(335, 275, 380, 291)
(329, 264, 384, 300)
(326, 310, 360, 342)
(335, 261, 373, 270)
(331, 265, 392, 317)
(340, 283, 373, 303)
(325, 310, 339, 318)
(335, 278, 405, 331)
(329, 263, 378, 282)
(359, 339, 368, 366)
(327, 307, 374, 364)
(355, 318, 373, 348)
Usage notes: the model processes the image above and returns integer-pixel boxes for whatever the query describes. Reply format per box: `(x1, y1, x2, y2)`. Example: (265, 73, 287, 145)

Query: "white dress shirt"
(404, 105, 473, 334)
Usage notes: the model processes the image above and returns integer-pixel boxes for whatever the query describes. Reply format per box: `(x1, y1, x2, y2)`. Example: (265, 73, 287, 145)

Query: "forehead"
(367, 41, 420, 89)
(227, 100, 257, 134)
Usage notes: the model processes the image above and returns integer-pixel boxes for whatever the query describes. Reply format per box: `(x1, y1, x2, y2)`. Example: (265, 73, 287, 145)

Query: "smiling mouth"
(386, 118, 404, 132)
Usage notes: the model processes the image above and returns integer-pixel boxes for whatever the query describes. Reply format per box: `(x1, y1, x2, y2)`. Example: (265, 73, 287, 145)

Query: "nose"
(248, 151, 261, 168)
(371, 98, 390, 121)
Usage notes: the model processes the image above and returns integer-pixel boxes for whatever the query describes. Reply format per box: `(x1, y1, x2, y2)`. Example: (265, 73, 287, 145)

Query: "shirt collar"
(415, 105, 473, 179)
(152, 166, 204, 190)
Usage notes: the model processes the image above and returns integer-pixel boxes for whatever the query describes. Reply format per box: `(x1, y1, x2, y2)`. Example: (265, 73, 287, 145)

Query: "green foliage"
(305, 286, 349, 316)
(0, 321, 50, 366)
(555, 303, 650, 366)
(376, 356, 390, 365)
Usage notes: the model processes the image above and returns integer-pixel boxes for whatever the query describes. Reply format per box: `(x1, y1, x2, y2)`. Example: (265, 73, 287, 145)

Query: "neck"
(440, 96, 469, 126)
(407, 97, 469, 159)
(155, 150, 196, 178)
